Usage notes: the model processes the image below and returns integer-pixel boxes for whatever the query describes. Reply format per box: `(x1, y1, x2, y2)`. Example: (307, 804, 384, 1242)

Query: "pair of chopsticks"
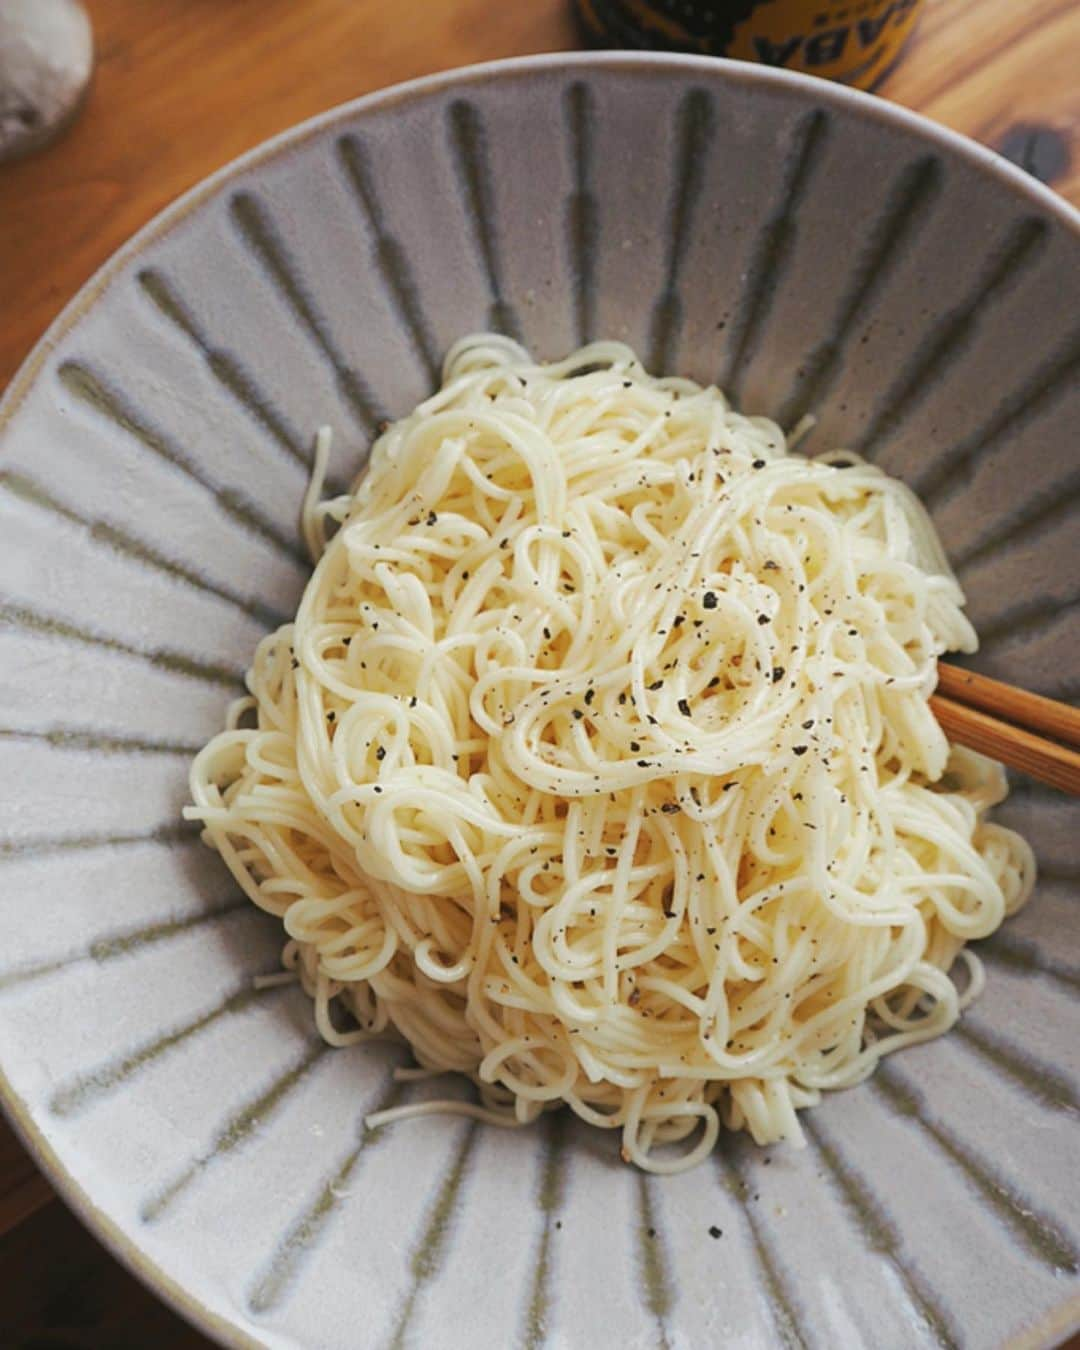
(931, 664, 1080, 795)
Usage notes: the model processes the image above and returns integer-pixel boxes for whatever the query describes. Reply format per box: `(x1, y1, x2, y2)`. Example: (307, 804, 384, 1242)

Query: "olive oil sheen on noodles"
(575, 0, 925, 89)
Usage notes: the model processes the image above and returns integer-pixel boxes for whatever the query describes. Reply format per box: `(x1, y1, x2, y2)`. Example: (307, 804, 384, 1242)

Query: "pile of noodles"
(187, 336, 1033, 1172)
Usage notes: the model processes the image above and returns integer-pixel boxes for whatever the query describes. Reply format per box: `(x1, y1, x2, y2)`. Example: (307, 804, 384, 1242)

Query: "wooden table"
(1, 1, 1078, 1344)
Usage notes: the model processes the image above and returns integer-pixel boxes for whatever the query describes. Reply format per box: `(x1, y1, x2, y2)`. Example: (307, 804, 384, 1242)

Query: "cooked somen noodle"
(186, 335, 1034, 1172)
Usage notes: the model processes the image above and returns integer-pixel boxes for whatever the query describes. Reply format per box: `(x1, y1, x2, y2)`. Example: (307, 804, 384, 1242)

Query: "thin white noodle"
(365, 1101, 524, 1131)
(392, 1066, 450, 1082)
(301, 426, 334, 565)
(188, 335, 1035, 1172)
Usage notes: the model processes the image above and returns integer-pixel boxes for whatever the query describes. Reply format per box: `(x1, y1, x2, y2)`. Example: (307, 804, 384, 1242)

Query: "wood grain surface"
(1, 1, 1078, 1345)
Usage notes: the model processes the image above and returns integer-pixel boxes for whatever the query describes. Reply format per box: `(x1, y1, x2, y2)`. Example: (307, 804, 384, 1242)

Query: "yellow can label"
(725, 0, 923, 87)
(577, 0, 924, 90)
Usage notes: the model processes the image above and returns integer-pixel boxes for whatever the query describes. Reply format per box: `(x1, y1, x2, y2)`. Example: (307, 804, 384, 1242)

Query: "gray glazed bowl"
(0, 53, 1078, 1350)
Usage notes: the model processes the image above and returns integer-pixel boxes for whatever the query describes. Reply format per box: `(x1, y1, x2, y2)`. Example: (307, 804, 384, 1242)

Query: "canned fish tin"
(575, 0, 925, 90)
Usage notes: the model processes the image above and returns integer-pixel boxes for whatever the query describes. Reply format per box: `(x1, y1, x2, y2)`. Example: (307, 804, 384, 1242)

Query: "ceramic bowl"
(1, 53, 1078, 1350)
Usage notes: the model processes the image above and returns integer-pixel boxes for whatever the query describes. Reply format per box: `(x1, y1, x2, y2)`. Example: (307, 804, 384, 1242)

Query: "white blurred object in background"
(0, 0, 93, 163)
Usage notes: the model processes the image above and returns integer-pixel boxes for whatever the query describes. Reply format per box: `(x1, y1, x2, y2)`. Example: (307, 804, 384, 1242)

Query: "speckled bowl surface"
(1, 53, 1078, 1350)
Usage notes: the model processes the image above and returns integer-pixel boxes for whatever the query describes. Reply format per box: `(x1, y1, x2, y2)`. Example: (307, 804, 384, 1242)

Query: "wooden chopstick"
(931, 662, 1080, 795)
(936, 662, 1080, 748)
